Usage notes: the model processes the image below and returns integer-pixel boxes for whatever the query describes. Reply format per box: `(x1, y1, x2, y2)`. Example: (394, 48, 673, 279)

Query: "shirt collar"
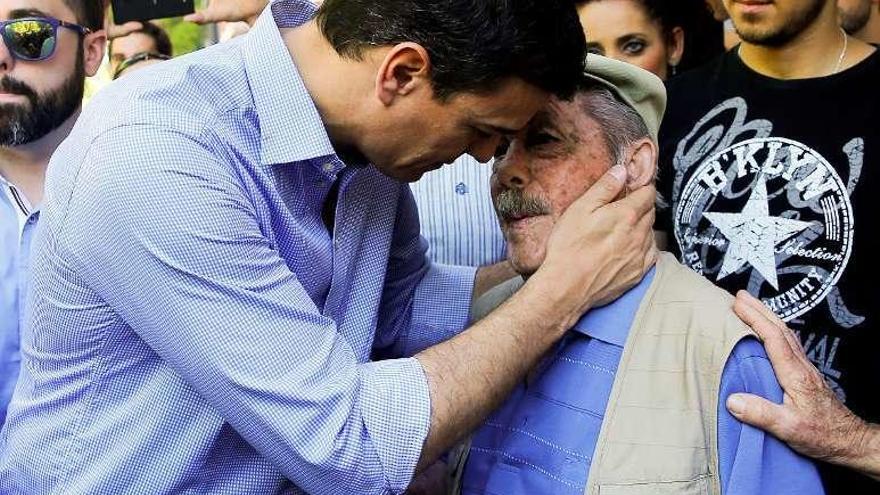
(0, 173, 39, 215)
(242, 0, 342, 172)
(570, 266, 657, 347)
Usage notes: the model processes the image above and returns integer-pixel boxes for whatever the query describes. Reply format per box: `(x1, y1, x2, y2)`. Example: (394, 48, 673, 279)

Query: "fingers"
(106, 21, 143, 40)
(573, 165, 627, 214)
(616, 182, 657, 220)
(733, 296, 805, 382)
(633, 208, 657, 272)
(737, 290, 786, 328)
(735, 291, 804, 353)
(183, 12, 208, 23)
(727, 393, 792, 438)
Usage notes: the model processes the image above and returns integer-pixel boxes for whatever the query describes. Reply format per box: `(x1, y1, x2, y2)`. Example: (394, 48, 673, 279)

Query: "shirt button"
(322, 162, 334, 173)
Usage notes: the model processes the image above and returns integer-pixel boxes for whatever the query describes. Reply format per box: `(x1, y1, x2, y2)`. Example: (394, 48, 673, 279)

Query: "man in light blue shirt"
(0, 0, 106, 426)
(460, 57, 825, 494)
(0, 1, 662, 493)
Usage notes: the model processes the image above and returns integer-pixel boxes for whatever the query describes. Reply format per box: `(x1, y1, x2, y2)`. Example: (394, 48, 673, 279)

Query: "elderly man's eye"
(494, 138, 511, 159)
(525, 132, 558, 148)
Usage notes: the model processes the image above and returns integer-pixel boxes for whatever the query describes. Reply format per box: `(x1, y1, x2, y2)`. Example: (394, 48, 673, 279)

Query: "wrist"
(525, 264, 595, 331)
(849, 422, 880, 480)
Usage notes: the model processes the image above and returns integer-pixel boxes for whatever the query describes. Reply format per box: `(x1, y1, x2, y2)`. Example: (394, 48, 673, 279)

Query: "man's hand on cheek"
(535, 164, 657, 324)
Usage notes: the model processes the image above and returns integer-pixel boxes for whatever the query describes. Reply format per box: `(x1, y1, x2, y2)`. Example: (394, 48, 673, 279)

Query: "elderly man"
(456, 57, 825, 495)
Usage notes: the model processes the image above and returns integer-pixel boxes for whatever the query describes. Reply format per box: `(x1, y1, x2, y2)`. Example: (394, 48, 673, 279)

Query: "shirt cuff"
(360, 357, 432, 493)
(408, 263, 477, 355)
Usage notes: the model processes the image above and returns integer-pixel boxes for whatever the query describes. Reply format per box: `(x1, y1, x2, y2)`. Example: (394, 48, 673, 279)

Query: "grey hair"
(576, 85, 651, 168)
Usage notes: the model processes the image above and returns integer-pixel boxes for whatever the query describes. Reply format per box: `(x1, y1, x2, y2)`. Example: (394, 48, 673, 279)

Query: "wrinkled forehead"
(526, 92, 604, 145)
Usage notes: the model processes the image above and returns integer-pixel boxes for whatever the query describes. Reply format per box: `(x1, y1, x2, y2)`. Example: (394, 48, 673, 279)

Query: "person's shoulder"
(666, 50, 731, 98)
(846, 45, 880, 79)
(723, 337, 780, 400)
(659, 51, 734, 146)
(653, 253, 737, 306)
(83, 39, 252, 141)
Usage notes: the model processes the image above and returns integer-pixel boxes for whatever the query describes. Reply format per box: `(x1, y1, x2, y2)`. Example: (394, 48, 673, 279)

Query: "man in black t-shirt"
(657, 0, 880, 492)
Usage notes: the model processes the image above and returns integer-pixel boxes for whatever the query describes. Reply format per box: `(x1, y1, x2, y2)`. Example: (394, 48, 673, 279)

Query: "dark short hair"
(315, 0, 587, 99)
(63, 0, 104, 31)
(110, 21, 174, 58)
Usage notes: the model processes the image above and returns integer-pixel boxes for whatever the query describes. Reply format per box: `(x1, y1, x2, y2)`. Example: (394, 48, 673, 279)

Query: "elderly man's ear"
(624, 138, 659, 191)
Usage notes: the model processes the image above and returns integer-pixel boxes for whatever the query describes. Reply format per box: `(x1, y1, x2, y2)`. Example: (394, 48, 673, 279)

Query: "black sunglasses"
(1, 16, 92, 62)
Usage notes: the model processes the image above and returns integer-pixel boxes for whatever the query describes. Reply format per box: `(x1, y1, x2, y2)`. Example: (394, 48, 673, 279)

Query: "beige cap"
(581, 54, 667, 143)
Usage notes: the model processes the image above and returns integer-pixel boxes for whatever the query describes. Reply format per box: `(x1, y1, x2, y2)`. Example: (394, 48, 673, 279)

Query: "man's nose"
(0, 36, 14, 74)
(493, 146, 530, 190)
(468, 135, 503, 163)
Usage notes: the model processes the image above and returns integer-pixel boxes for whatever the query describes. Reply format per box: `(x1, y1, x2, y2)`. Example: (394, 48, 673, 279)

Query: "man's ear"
(374, 42, 431, 106)
(83, 30, 108, 77)
(624, 138, 658, 190)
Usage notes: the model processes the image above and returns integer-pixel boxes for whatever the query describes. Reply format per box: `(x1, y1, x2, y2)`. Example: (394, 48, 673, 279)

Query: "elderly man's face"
(491, 93, 615, 276)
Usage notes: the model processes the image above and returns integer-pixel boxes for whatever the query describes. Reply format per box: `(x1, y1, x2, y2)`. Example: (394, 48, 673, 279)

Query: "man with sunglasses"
(0, 0, 105, 427)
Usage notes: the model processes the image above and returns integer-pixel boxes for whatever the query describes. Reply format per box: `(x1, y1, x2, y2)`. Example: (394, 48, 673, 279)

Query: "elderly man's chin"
(503, 218, 553, 278)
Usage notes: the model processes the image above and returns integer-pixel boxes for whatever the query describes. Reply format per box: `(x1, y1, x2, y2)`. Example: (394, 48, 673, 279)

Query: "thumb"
(727, 393, 789, 434)
(575, 164, 628, 213)
(183, 12, 208, 23)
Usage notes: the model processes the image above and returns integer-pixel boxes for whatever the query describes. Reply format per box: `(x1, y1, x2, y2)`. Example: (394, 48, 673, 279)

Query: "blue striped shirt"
(411, 155, 506, 266)
(0, 2, 475, 493)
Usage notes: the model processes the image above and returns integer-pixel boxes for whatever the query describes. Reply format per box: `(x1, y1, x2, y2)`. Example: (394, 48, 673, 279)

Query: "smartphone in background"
(111, 0, 195, 24)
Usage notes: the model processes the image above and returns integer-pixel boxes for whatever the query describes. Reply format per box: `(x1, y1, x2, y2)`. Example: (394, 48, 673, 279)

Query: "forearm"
(472, 260, 518, 300)
(414, 268, 580, 469)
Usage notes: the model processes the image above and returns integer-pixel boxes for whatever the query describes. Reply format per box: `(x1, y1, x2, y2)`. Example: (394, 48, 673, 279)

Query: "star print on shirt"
(703, 174, 814, 290)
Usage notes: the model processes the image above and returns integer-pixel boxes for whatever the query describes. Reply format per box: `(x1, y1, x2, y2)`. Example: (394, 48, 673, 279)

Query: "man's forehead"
(459, 79, 549, 133)
(1, 0, 76, 21)
(526, 95, 588, 134)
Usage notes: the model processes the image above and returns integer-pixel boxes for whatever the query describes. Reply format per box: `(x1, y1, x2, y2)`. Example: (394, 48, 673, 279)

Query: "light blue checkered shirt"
(0, 1, 475, 493)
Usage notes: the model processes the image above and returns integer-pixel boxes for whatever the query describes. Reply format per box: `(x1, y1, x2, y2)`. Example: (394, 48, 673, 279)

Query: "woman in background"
(575, 0, 723, 80)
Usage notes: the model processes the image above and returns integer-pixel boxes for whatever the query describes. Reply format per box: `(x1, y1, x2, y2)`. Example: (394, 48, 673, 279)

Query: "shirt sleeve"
(373, 185, 476, 358)
(717, 337, 826, 495)
(61, 125, 429, 495)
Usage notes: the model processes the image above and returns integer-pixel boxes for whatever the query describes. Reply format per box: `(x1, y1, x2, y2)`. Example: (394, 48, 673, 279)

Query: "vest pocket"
(597, 475, 711, 495)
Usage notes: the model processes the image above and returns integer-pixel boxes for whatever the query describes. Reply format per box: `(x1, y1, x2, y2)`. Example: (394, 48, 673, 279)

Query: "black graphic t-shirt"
(658, 49, 880, 493)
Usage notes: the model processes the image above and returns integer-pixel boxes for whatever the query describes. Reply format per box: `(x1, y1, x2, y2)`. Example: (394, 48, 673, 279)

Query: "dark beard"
(0, 44, 85, 147)
(737, 0, 827, 47)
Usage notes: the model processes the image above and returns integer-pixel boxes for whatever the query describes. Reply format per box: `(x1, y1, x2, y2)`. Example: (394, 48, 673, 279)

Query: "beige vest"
(464, 253, 754, 495)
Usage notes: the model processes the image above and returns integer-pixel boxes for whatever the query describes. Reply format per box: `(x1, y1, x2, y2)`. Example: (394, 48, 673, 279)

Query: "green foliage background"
(157, 0, 208, 56)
